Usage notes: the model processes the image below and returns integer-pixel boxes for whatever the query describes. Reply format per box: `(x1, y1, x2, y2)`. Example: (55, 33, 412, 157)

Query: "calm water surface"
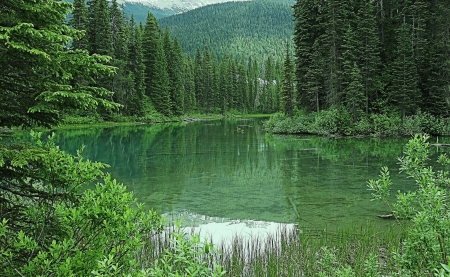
(51, 119, 450, 231)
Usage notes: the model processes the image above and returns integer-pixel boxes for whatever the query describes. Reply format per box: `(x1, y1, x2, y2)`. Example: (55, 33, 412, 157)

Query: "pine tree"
(153, 40, 171, 116)
(424, 0, 450, 116)
(193, 48, 204, 111)
(219, 54, 231, 114)
(201, 46, 213, 113)
(323, 0, 354, 108)
(237, 60, 250, 113)
(183, 56, 196, 113)
(341, 23, 364, 114)
(110, 0, 127, 60)
(125, 15, 146, 116)
(69, 0, 89, 50)
(389, 21, 420, 119)
(307, 39, 326, 114)
(293, 0, 327, 113)
(109, 0, 132, 106)
(0, 0, 118, 128)
(87, 0, 112, 56)
(357, 0, 381, 113)
(345, 62, 365, 120)
(142, 12, 159, 98)
(142, 13, 171, 116)
(163, 28, 184, 116)
(281, 43, 295, 117)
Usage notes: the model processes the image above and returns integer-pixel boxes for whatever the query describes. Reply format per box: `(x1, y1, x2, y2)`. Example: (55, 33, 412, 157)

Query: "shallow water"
(51, 118, 450, 232)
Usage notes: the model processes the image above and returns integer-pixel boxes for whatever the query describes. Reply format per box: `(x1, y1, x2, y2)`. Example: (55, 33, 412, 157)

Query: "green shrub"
(368, 134, 450, 276)
(0, 132, 163, 277)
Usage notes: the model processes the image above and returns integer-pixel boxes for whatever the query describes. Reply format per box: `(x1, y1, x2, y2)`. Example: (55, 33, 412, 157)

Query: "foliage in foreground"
(2, 130, 450, 276)
(368, 134, 450, 276)
(0, 132, 163, 276)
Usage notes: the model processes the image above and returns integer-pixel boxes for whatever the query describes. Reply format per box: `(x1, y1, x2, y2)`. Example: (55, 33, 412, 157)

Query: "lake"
(50, 118, 450, 235)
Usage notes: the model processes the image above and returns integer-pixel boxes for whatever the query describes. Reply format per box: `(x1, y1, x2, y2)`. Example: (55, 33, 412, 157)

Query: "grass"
(141, 223, 404, 276)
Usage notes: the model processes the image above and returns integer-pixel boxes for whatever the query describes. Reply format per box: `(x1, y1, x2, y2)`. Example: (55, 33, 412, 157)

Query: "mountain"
(159, 0, 294, 62)
(64, 0, 294, 21)
(129, 0, 249, 11)
(63, 0, 176, 20)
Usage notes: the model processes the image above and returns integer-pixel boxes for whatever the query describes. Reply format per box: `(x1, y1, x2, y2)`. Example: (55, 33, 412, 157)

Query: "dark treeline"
(290, 0, 450, 120)
(69, 0, 286, 120)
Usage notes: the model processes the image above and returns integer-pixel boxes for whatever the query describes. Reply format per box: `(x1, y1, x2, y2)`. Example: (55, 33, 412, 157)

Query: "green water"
(50, 118, 450, 230)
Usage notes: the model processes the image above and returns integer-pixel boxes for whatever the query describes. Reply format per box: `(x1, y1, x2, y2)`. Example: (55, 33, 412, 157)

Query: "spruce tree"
(201, 46, 213, 113)
(193, 48, 204, 111)
(110, 0, 132, 106)
(142, 12, 159, 98)
(389, 21, 420, 119)
(237, 60, 250, 113)
(357, 0, 382, 113)
(86, 0, 112, 56)
(219, 54, 231, 114)
(163, 28, 184, 116)
(0, 0, 118, 128)
(345, 62, 365, 120)
(418, 0, 449, 116)
(126, 15, 146, 116)
(183, 56, 196, 113)
(69, 0, 89, 50)
(281, 43, 295, 117)
(293, 0, 323, 112)
(153, 39, 171, 116)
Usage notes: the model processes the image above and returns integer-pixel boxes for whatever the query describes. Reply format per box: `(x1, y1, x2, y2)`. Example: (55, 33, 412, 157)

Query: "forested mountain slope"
(63, 0, 176, 19)
(158, 0, 294, 62)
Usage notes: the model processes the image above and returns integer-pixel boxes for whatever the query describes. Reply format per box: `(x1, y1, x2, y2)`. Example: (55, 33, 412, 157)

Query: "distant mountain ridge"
(159, 0, 294, 63)
(127, 0, 250, 11)
(64, 0, 294, 21)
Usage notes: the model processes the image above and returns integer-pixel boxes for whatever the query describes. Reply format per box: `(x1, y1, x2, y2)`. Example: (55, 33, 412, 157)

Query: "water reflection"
(50, 120, 450, 230)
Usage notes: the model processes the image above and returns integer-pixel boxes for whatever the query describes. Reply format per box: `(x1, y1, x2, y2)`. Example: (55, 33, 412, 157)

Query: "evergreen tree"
(69, 0, 89, 50)
(125, 15, 146, 116)
(420, 0, 449, 116)
(193, 48, 203, 111)
(219, 54, 232, 114)
(163, 28, 184, 116)
(183, 56, 196, 113)
(201, 46, 213, 113)
(345, 62, 365, 120)
(341, 23, 364, 114)
(357, 0, 382, 113)
(109, 0, 132, 106)
(293, 0, 322, 111)
(142, 13, 171, 116)
(237, 60, 250, 113)
(323, 0, 354, 108)
(389, 21, 420, 119)
(0, 0, 118, 128)
(281, 43, 295, 117)
(305, 39, 326, 113)
(87, 0, 112, 56)
(153, 39, 171, 116)
(110, 0, 127, 60)
(142, 13, 161, 104)
(246, 57, 256, 112)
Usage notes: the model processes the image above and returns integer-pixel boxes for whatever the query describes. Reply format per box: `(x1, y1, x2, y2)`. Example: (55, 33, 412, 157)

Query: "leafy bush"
(368, 134, 450, 276)
(0, 132, 163, 277)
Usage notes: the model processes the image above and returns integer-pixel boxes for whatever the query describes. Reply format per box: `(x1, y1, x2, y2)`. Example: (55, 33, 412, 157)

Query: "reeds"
(139, 223, 403, 276)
